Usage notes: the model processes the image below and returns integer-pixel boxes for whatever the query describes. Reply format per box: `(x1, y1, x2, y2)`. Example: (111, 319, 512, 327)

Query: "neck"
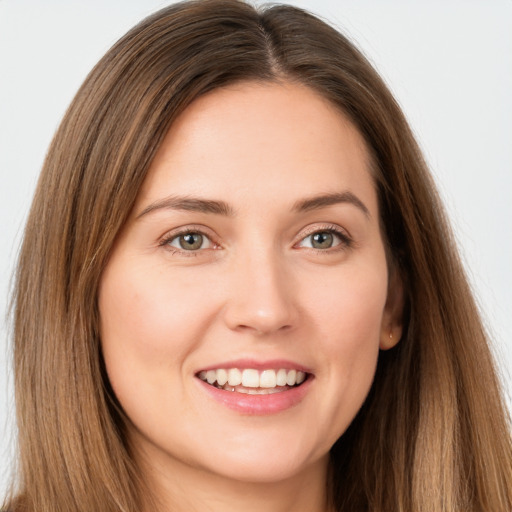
(139, 450, 332, 512)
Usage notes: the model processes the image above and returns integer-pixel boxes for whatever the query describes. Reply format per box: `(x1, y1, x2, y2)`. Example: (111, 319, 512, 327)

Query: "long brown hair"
(5, 1, 512, 510)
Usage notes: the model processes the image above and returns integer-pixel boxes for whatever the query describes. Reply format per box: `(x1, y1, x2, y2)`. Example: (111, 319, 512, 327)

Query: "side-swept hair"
(6, 1, 511, 511)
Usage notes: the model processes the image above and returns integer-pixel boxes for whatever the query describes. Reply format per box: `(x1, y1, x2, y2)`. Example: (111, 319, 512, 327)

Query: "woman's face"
(98, 81, 401, 487)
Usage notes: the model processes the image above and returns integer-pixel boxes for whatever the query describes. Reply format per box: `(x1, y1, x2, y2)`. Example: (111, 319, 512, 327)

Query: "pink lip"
(196, 374, 313, 416)
(196, 358, 312, 373)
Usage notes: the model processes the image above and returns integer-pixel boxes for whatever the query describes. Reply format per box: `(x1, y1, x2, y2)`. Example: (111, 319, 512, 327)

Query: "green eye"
(169, 232, 208, 251)
(311, 232, 334, 249)
(180, 233, 203, 250)
(298, 229, 348, 250)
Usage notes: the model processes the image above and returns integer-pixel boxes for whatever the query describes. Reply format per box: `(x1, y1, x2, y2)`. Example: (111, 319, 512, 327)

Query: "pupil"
(180, 233, 202, 250)
(312, 232, 333, 249)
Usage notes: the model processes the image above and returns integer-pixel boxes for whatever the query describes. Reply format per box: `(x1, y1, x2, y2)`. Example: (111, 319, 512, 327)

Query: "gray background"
(1, 0, 511, 495)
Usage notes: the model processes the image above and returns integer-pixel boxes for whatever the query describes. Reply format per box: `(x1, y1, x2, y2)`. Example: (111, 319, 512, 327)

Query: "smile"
(198, 368, 307, 394)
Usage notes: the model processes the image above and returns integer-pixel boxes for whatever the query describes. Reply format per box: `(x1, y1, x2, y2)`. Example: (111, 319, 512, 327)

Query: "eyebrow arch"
(137, 191, 370, 220)
(136, 195, 235, 219)
(293, 191, 370, 218)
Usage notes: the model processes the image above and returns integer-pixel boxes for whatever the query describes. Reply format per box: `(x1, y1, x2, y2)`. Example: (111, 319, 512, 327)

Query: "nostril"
(235, 322, 293, 335)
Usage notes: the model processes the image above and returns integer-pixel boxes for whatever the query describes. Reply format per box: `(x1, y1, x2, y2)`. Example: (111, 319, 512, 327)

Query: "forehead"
(136, 81, 377, 217)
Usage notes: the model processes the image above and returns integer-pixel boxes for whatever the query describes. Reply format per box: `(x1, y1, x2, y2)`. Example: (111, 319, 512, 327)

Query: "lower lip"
(197, 377, 313, 415)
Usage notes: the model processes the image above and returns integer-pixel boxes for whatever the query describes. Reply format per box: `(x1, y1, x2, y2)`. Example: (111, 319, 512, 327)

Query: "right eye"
(163, 230, 215, 252)
(295, 225, 352, 252)
(299, 231, 340, 250)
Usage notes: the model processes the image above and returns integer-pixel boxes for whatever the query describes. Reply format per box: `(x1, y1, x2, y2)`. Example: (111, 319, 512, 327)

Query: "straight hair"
(6, 1, 512, 510)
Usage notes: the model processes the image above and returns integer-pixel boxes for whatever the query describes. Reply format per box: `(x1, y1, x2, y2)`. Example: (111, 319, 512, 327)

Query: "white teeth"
(227, 368, 242, 386)
(216, 369, 228, 386)
(276, 369, 287, 386)
(242, 369, 259, 387)
(206, 370, 216, 384)
(198, 367, 308, 389)
(286, 369, 297, 386)
(260, 369, 277, 388)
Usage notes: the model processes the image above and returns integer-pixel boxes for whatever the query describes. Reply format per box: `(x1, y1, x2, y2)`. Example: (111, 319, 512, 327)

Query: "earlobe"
(380, 326, 402, 350)
(379, 266, 405, 350)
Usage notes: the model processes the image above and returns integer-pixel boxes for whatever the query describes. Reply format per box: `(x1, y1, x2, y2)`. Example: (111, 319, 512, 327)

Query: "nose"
(222, 249, 298, 336)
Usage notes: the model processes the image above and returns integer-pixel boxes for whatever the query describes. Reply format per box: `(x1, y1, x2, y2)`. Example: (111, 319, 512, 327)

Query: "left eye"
(298, 230, 344, 250)
(167, 232, 212, 251)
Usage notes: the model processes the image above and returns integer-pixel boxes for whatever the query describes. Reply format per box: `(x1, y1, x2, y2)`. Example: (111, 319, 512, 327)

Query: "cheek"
(308, 259, 388, 348)
(97, 261, 215, 401)
(304, 262, 387, 431)
(100, 260, 213, 343)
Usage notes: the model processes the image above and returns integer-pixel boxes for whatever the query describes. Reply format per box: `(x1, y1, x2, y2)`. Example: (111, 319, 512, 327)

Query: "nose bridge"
(223, 241, 297, 335)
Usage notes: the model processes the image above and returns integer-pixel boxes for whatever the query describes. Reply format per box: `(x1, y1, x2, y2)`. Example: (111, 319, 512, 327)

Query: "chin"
(182, 428, 332, 485)
(199, 451, 326, 484)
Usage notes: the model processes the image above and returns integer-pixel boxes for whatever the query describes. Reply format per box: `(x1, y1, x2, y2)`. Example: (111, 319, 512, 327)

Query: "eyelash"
(295, 224, 353, 253)
(159, 226, 218, 257)
(159, 224, 353, 257)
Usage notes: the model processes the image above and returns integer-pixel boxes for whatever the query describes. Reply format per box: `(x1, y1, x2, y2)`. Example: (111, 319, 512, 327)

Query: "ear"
(379, 266, 405, 350)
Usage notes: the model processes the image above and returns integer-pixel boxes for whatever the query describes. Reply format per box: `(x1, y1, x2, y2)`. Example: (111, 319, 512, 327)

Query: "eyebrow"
(136, 195, 235, 219)
(292, 191, 370, 218)
(136, 190, 370, 219)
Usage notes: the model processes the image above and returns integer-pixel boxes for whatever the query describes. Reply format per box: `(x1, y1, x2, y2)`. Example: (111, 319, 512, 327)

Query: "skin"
(98, 81, 403, 512)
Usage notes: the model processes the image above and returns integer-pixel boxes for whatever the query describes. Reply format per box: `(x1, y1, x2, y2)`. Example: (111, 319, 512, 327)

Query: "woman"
(4, 1, 511, 510)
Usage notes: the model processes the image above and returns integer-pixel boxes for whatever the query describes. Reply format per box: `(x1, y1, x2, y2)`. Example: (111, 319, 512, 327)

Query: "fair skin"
(98, 81, 402, 512)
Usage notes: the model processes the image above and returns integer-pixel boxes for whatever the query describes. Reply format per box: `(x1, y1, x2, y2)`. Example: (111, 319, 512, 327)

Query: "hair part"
(7, 1, 512, 511)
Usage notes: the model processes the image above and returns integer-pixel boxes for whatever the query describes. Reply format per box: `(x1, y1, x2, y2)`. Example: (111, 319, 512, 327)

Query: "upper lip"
(196, 358, 313, 374)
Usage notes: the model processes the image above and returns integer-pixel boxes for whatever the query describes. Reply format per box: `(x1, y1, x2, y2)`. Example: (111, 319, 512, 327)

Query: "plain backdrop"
(1, 0, 511, 496)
